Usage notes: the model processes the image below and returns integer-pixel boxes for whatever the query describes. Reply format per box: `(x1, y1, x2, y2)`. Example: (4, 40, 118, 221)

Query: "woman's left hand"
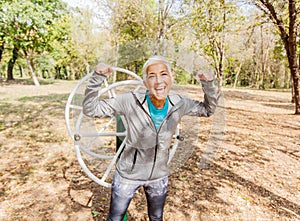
(197, 72, 214, 82)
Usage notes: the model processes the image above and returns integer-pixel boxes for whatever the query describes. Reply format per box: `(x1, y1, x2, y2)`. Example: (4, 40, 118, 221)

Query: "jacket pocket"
(130, 149, 138, 172)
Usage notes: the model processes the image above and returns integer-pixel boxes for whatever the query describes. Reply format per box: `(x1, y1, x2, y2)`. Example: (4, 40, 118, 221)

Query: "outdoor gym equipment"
(65, 67, 181, 188)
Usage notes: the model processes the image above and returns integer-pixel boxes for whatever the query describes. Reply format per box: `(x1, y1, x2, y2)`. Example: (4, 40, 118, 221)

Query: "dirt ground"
(0, 79, 299, 221)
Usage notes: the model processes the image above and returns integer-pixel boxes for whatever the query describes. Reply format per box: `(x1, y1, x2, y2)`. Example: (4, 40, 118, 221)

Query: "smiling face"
(143, 62, 174, 107)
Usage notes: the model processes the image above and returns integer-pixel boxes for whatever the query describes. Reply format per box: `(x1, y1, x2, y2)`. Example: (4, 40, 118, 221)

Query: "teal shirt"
(146, 93, 169, 130)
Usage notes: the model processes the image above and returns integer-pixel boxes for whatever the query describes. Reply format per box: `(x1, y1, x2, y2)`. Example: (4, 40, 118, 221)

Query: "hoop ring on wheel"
(65, 67, 180, 188)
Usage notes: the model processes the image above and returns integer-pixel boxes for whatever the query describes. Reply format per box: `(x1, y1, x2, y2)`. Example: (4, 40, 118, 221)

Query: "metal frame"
(65, 67, 180, 188)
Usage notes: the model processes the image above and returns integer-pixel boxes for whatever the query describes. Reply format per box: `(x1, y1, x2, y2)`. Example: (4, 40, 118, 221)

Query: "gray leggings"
(106, 172, 168, 221)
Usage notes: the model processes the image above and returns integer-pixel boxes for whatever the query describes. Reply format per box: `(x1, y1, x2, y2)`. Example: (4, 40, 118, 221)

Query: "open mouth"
(155, 86, 166, 94)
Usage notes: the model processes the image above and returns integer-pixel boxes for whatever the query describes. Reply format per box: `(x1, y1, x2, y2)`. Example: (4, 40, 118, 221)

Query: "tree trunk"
(291, 76, 295, 103)
(0, 43, 4, 64)
(0, 36, 5, 80)
(287, 0, 299, 113)
(19, 65, 23, 78)
(113, 35, 119, 83)
(291, 71, 300, 113)
(260, 26, 265, 89)
(218, 44, 224, 88)
(157, 0, 165, 55)
(55, 66, 60, 79)
(69, 65, 75, 80)
(23, 50, 40, 86)
(156, 0, 173, 56)
(7, 46, 19, 81)
(233, 62, 243, 89)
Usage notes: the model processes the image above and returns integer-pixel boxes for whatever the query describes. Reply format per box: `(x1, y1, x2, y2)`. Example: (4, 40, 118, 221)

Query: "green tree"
(0, 0, 68, 84)
(102, 0, 189, 79)
(190, 0, 244, 87)
(98, 0, 158, 80)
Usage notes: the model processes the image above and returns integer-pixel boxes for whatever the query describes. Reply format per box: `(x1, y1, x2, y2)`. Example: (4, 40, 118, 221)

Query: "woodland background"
(0, 1, 300, 220)
(0, 0, 300, 114)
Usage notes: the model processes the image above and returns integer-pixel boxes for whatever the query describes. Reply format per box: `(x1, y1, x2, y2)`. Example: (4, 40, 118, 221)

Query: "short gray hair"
(142, 55, 172, 80)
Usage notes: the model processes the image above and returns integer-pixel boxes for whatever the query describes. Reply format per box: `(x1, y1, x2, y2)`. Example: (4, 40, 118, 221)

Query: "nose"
(156, 75, 163, 83)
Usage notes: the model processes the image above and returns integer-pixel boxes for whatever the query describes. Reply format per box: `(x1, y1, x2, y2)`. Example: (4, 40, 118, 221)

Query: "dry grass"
(0, 80, 299, 221)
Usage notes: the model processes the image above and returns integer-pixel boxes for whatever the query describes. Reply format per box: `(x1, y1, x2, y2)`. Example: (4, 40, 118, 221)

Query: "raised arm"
(82, 63, 121, 118)
(184, 71, 218, 117)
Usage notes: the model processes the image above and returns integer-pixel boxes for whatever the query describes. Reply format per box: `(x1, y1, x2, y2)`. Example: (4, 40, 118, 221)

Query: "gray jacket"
(83, 72, 217, 181)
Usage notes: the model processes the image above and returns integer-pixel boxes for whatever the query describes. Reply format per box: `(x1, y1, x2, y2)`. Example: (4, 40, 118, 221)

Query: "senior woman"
(83, 55, 217, 221)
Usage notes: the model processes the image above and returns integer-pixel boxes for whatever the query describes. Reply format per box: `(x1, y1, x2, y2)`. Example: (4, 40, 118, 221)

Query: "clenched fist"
(197, 71, 214, 82)
(95, 63, 113, 76)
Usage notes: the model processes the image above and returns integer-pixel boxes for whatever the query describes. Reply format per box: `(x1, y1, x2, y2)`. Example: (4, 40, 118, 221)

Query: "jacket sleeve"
(185, 79, 218, 117)
(82, 72, 123, 118)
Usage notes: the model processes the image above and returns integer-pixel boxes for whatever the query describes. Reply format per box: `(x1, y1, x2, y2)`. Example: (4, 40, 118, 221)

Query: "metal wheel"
(65, 67, 181, 188)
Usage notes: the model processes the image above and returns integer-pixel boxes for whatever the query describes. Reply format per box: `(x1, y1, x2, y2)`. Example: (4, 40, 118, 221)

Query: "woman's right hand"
(95, 63, 113, 76)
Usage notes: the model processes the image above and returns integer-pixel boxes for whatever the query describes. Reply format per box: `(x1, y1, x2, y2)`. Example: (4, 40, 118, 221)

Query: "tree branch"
(256, 0, 289, 56)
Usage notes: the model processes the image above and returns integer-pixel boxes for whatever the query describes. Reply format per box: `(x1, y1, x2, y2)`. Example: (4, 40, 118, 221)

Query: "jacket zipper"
(132, 93, 182, 179)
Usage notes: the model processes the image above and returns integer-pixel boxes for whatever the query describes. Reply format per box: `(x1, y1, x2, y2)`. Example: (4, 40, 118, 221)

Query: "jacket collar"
(132, 90, 184, 113)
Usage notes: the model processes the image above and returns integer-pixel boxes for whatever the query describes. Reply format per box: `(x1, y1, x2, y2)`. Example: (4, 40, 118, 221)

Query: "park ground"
(0, 79, 299, 221)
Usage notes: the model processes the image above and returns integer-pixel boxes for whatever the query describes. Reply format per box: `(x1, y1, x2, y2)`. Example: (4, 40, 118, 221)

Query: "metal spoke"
(65, 66, 180, 188)
(74, 143, 111, 188)
(101, 137, 127, 182)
